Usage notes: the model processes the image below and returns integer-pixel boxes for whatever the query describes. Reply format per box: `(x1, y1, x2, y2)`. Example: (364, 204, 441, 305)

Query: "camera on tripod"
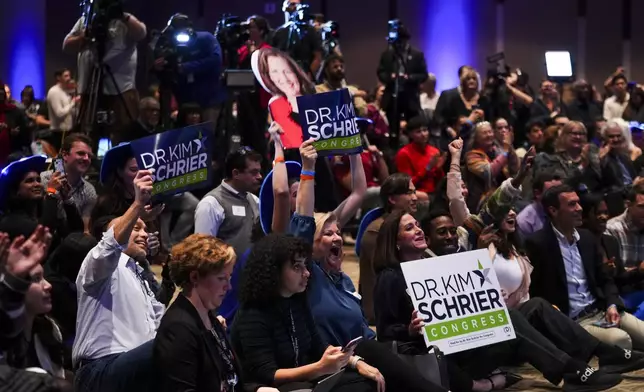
(81, 0, 124, 47)
(320, 20, 339, 48)
(215, 15, 250, 55)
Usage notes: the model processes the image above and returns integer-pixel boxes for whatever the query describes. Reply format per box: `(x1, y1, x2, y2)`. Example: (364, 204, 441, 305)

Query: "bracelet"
(46, 187, 58, 195)
(300, 174, 315, 181)
(349, 356, 364, 369)
(273, 156, 285, 166)
(300, 169, 315, 177)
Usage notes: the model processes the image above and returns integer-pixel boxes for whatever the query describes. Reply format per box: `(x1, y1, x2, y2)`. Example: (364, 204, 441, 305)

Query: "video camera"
(215, 15, 250, 53)
(320, 20, 339, 43)
(80, 0, 124, 52)
(151, 14, 197, 83)
(387, 19, 409, 46)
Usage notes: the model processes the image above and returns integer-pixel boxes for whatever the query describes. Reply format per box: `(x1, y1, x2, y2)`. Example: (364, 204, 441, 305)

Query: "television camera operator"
(377, 19, 428, 149)
(63, 0, 146, 148)
(153, 13, 224, 129)
(272, 0, 323, 78)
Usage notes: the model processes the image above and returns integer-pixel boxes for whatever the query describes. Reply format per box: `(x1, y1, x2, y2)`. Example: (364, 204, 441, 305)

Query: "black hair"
(541, 183, 576, 219)
(532, 171, 563, 194)
(20, 85, 35, 101)
(421, 208, 452, 234)
(379, 172, 412, 212)
(373, 210, 406, 273)
(176, 102, 203, 127)
(238, 233, 312, 306)
(612, 74, 628, 85)
(406, 116, 428, 132)
(579, 192, 604, 221)
(627, 180, 644, 203)
(47, 233, 97, 283)
(224, 147, 262, 179)
(248, 15, 271, 37)
(91, 149, 136, 224)
(54, 68, 69, 79)
(61, 134, 93, 154)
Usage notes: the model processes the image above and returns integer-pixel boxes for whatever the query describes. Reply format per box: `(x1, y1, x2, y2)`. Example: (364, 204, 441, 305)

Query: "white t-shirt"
(66, 17, 138, 95)
(492, 252, 523, 295)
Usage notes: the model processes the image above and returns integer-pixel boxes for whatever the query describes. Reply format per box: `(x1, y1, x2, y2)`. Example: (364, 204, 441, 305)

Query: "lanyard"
(288, 307, 300, 367)
(210, 326, 238, 390)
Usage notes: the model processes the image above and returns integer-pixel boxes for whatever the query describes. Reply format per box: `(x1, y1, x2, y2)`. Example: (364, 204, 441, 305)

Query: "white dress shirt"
(194, 181, 260, 237)
(72, 227, 165, 365)
(603, 93, 630, 120)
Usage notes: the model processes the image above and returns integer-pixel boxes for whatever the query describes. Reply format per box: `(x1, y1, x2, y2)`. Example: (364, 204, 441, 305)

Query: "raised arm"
(333, 153, 367, 228)
(446, 138, 469, 226)
(295, 139, 318, 218)
(269, 122, 290, 233)
(80, 170, 152, 286)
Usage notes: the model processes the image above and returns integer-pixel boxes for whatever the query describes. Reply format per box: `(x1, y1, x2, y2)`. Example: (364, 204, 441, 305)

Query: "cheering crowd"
(5, 1, 644, 391)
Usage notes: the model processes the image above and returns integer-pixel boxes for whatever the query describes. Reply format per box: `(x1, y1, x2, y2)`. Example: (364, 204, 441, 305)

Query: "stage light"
(423, 0, 474, 93)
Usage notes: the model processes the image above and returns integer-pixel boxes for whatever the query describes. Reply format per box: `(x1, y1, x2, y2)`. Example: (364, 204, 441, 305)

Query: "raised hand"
(448, 138, 464, 156)
(2, 226, 52, 279)
(300, 138, 318, 169)
(133, 170, 154, 205)
(268, 122, 284, 147)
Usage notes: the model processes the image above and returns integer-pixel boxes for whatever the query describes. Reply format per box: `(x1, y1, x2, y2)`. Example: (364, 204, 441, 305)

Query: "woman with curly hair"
(231, 233, 380, 392)
(153, 233, 278, 392)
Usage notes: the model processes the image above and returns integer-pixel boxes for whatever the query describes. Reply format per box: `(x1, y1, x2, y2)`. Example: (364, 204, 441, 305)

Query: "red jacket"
(395, 143, 444, 193)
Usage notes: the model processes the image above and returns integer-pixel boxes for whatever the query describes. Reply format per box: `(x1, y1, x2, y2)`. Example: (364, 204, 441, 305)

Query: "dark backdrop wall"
(2, 0, 644, 100)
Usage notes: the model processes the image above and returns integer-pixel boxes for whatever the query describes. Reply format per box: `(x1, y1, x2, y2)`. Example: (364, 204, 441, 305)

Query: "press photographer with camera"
(153, 13, 224, 128)
(377, 19, 428, 148)
(63, 0, 146, 147)
(272, 0, 323, 78)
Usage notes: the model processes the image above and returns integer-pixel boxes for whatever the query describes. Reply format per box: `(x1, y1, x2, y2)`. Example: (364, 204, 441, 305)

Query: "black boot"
(598, 348, 644, 374)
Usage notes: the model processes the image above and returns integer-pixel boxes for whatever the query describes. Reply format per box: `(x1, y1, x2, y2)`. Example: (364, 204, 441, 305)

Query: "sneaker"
(562, 367, 622, 392)
(599, 348, 644, 374)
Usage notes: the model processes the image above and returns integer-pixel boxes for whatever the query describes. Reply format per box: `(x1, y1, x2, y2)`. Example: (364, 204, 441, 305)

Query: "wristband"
(349, 356, 364, 369)
(46, 187, 58, 195)
(273, 156, 285, 166)
(300, 169, 315, 177)
(300, 174, 315, 181)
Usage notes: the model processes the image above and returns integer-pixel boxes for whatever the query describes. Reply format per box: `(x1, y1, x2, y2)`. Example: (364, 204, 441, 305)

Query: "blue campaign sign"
(297, 88, 363, 156)
(130, 122, 213, 199)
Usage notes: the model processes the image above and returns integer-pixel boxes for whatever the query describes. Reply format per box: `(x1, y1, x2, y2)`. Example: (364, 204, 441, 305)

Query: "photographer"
(377, 20, 428, 148)
(63, 0, 146, 147)
(153, 13, 224, 127)
(272, 0, 323, 78)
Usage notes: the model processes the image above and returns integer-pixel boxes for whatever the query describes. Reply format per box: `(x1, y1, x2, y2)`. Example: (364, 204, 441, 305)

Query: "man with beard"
(315, 53, 367, 116)
(41, 134, 97, 234)
(526, 184, 644, 349)
(194, 148, 263, 259)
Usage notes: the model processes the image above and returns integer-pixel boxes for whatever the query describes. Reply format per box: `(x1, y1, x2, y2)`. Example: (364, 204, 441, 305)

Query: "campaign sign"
(130, 123, 213, 199)
(400, 249, 515, 354)
(296, 89, 363, 156)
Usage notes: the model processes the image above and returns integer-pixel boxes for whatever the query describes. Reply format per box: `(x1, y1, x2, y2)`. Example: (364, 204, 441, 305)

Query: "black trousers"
(517, 297, 599, 363)
(354, 340, 448, 392)
(450, 307, 571, 389)
(278, 370, 375, 392)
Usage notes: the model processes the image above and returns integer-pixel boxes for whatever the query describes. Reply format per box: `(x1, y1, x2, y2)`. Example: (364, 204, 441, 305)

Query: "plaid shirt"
(606, 211, 644, 269)
(41, 170, 97, 219)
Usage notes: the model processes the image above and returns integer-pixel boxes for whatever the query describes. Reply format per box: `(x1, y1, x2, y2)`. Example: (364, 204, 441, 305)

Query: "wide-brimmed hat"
(0, 155, 47, 213)
(99, 143, 133, 184)
(259, 161, 302, 234)
(355, 207, 384, 257)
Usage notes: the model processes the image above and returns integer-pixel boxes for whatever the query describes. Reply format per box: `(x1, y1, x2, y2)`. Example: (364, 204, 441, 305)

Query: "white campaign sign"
(400, 249, 516, 354)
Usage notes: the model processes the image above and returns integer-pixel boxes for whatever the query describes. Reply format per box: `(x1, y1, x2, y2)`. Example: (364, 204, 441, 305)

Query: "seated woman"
(580, 193, 644, 320)
(231, 234, 380, 392)
(293, 140, 447, 392)
(3, 225, 72, 382)
(373, 211, 634, 392)
(0, 155, 83, 245)
(153, 233, 276, 392)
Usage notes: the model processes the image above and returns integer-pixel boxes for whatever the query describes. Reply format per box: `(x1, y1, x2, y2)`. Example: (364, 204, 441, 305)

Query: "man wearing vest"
(194, 147, 262, 257)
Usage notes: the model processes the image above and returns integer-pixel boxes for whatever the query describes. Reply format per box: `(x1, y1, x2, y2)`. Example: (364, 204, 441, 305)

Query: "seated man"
(73, 170, 165, 392)
(516, 171, 563, 238)
(526, 184, 644, 350)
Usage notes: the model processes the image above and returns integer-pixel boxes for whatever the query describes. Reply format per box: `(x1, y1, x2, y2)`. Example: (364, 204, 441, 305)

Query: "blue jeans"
(75, 340, 158, 392)
(622, 291, 644, 321)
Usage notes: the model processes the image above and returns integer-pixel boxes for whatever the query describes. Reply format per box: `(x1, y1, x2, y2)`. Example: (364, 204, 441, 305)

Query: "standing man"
(63, 1, 147, 146)
(377, 19, 428, 148)
(41, 134, 97, 234)
(604, 74, 630, 120)
(46, 69, 80, 132)
(194, 148, 262, 258)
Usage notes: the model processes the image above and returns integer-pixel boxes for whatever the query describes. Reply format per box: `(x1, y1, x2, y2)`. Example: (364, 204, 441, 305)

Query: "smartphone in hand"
(53, 157, 65, 174)
(341, 336, 363, 353)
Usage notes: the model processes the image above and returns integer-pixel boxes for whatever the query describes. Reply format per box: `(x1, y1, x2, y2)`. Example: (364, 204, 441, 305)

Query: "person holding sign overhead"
(373, 211, 626, 392)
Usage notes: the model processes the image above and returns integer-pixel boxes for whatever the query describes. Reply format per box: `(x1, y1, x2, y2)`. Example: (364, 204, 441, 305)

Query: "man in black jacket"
(525, 184, 644, 350)
(376, 20, 428, 147)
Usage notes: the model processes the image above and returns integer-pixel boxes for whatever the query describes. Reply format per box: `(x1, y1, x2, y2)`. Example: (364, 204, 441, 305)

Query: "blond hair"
(170, 234, 236, 290)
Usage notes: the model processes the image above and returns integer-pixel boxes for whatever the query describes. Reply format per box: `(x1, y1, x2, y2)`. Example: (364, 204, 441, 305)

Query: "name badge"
(232, 205, 246, 217)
